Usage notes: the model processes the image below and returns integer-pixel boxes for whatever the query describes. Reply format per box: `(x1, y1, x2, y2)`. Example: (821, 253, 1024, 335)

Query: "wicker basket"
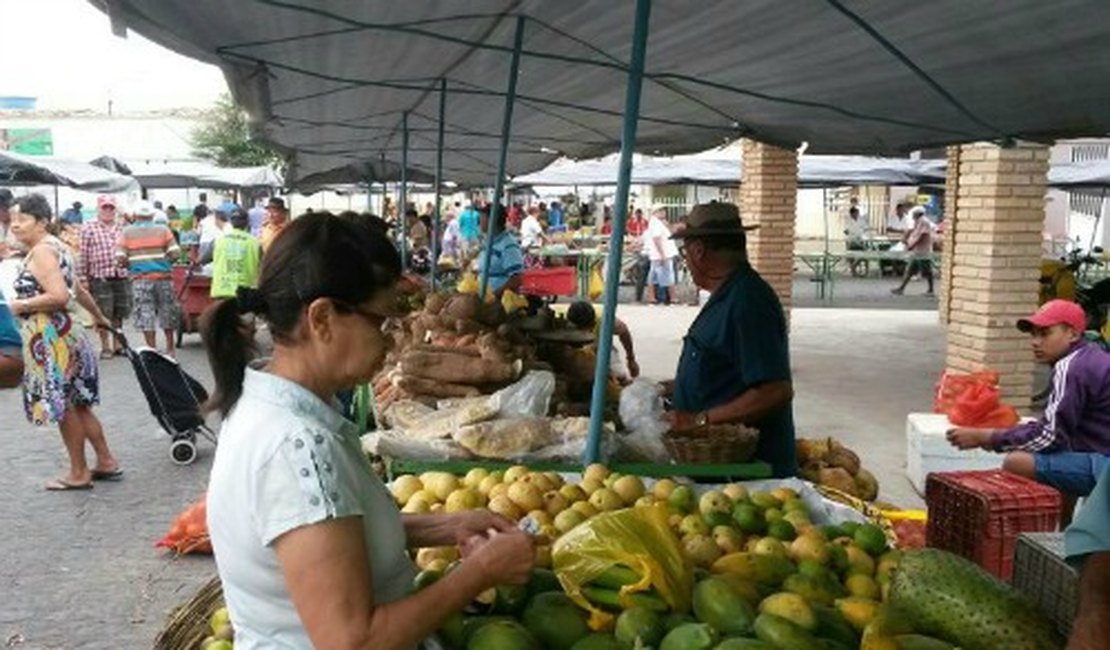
(663, 424, 759, 464)
(153, 576, 224, 650)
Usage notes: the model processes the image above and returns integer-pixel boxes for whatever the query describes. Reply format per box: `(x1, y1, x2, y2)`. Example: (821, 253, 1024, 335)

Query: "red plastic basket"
(521, 266, 577, 297)
(925, 470, 1061, 580)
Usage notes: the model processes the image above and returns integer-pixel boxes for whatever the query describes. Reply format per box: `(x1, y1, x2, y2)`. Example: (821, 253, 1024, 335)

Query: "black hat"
(670, 202, 758, 240)
(0, 189, 12, 209)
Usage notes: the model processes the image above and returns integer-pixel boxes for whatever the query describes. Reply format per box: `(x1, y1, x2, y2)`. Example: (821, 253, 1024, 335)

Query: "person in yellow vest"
(200, 208, 263, 299)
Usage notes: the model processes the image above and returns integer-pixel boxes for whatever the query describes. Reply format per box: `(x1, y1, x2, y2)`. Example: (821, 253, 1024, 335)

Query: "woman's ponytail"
(199, 297, 255, 416)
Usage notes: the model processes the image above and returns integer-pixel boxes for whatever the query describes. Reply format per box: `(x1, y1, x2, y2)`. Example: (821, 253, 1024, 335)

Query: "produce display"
(373, 292, 532, 410)
(796, 438, 880, 502)
(187, 464, 1061, 650)
(392, 465, 1061, 650)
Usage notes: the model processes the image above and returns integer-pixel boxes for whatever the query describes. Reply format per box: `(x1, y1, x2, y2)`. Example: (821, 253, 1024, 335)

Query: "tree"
(189, 93, 283, 168)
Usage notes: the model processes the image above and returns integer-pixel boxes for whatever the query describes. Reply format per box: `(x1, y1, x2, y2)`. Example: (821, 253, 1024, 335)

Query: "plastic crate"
(925, 470, 1061, 579)
(1012, 532, 1078, 638)
(521, 266, 577, 297)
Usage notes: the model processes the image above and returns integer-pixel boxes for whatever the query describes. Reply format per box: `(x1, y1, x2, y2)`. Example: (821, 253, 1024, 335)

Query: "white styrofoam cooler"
(905, 412, 1005, 495)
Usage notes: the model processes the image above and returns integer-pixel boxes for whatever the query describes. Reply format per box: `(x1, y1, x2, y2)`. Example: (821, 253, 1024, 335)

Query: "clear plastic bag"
(617, 379, 670, 463)
(553, 505, 693, 630)
(490, 370, 556, 418)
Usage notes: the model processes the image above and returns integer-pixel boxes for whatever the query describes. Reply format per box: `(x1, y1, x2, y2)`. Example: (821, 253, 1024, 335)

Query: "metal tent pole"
(432, 78, 447, 291)
(400, 112, 410, 269)
(480, 15, 526, 300)
(585, 0, 653, 464)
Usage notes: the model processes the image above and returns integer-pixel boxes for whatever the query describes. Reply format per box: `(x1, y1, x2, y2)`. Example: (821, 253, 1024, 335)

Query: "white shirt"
(886, 212, 912, 233)
(520, 214, 545, 248)
(645, 216, 678, 262)
(845, 215, 870, 240)
(198, 216, 228, 247)
(208, 369, 415, 649)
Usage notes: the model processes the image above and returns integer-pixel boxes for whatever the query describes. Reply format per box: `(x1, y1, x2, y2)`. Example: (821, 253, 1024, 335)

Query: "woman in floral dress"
(7, 194, 122, 490)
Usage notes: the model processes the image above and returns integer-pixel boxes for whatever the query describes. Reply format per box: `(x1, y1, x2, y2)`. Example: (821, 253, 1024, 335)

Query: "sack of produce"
(155, 494, 212, 555)
(453, 417, 555, 458)
(361, 431, 475, 461)
(553, 505, 693, 630)
(381, 399, 435, 430)
(400, 400, 499, 441)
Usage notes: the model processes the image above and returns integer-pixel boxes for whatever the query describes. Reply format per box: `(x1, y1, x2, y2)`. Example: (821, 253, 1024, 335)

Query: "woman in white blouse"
(201, 213, 534, 649)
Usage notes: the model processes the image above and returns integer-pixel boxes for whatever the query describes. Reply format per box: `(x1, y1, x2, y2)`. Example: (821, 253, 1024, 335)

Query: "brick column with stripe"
(944, 142, 1049, 407)
(740, 139, 798, 312)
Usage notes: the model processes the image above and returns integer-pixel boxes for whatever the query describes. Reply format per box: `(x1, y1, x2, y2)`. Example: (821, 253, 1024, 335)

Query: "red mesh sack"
(934, 370, 1000, 413)
(156, 495, 212, 555)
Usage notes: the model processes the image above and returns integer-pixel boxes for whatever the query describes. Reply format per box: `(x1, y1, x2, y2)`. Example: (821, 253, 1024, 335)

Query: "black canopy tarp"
(0, 151, 140, 193)
(90, 1, 1110, 188)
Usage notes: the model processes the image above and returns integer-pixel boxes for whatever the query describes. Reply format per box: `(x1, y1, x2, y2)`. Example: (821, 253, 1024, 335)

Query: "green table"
(794, 252, 842, 300)
(385, 458, 773, 482)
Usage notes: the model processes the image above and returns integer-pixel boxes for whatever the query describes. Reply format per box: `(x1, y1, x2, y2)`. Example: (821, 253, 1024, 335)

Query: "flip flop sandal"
(91, 468, 124, 481)
(45, 478, 94, 491)
(99, 350, 114, 360)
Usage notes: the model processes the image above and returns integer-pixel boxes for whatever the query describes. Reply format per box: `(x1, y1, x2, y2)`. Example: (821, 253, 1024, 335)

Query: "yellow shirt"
(260, 220, 289, 253)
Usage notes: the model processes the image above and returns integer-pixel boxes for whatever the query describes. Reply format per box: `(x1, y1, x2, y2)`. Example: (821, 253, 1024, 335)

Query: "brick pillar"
(939, 145, 961, 325)
(945, 142, 1049, 407)
(740, 139, 798, 311)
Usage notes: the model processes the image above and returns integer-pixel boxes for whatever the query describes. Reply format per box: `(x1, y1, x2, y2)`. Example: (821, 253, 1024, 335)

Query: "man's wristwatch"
(695, 411, 710, 427)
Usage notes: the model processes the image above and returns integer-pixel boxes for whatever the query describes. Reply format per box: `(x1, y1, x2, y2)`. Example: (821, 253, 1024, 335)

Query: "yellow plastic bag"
(457, 271, 479, 294)
(553, 505, 693, 630)
(588, 266, 604, 300)
(501, 288, 529, 313)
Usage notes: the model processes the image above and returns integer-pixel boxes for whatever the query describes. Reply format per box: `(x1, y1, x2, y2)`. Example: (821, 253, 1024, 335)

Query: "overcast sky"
(0, 0, 227, 111)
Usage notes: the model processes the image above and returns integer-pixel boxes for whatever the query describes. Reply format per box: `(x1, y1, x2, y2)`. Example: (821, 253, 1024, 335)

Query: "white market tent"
(513, 152, 946, 188)
(91, 0, 1110, 461)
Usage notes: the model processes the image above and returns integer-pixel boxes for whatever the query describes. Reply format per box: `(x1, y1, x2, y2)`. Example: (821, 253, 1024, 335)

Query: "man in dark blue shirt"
(665, 203, 797, 477)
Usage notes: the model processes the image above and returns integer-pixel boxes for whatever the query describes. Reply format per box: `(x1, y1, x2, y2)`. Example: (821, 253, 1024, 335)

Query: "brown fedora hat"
(670, 202, 758, 240)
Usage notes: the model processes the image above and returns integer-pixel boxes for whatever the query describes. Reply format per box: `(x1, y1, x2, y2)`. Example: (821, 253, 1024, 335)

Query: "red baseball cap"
(1017, 299, 1087, 334)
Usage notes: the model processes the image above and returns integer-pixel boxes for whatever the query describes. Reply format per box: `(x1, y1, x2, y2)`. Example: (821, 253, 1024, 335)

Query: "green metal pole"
(480, 15, 526, 300)
(585, 0, 653, 464)
(432, 78, 447, 291)
(400, 112, 410, 268)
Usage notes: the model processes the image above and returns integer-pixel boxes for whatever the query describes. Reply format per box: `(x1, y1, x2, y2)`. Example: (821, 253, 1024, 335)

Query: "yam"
(411, 344, 481, 358)
(444, 294, 481, 321)
(424, 292, 449, 316)
(455, 319, 482, 336)
(402, 351, 520, 384)
(438, 312, 458, 329)
(397, 376, 482, 399)
(817, 467, 860, 497)
(476, 301, 507, 327)
(455, 334, 478, 348)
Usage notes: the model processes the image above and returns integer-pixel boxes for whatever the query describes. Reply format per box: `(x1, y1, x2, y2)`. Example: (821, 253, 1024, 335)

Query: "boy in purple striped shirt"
(948, 300, 1110, 522)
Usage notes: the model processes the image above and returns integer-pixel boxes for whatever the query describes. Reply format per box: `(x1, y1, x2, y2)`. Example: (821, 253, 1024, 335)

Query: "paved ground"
(0, 273, 946, 648)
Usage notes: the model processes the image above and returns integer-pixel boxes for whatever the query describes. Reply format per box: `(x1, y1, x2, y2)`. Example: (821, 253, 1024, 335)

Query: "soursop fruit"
(888, 549, 1062, 650)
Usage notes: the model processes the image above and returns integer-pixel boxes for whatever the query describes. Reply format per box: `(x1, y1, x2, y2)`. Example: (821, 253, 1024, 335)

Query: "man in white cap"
(79, 195, 131, 358)
(664, 202, 797, 477)
(891, 205, 934, 295)
(117, 200, 181, 356)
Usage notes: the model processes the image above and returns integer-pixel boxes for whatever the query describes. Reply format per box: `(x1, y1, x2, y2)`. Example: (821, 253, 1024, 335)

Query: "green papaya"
(589, 564, 642, 589)
(692, 577, 756, 636)
(526, 568, 562, 597)
(660, 623, 719, 650)
(569, 633, 626, 650)
(812, 604, 860, 648)
(753, 613, 824, 650)
(713, 639, 777, 650)
(521, 592, 591, 650)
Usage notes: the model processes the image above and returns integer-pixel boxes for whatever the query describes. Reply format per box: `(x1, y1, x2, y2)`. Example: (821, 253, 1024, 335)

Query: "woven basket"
(153, 576, 224, 650)
(663, 424, 759, 464)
